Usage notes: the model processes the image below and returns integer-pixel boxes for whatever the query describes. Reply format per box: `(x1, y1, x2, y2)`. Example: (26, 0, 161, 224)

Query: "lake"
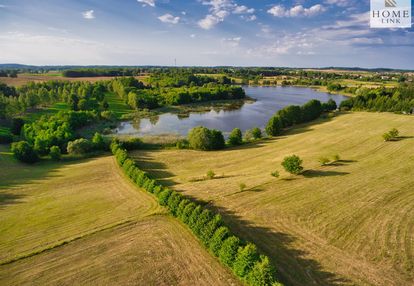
(114, 86, 348, 137)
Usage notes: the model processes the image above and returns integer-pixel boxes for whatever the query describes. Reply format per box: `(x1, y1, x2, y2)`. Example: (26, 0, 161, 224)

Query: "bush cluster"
(266, 99, 324, 136)
(110, 141, 282, 286)
(188, 126, 225, 151)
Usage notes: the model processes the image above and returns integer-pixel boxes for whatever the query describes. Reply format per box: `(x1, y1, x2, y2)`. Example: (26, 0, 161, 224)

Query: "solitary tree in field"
(282, 155, 303, 175)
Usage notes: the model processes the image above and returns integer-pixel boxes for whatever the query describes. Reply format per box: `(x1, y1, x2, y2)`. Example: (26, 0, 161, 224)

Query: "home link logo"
(371, 0, 411, 28)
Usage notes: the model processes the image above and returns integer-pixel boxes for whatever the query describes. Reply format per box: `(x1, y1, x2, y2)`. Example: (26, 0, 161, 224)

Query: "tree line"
(110, 76, 245, 110)
(111, 141, 283, 286)
(339, 83, 414, 113)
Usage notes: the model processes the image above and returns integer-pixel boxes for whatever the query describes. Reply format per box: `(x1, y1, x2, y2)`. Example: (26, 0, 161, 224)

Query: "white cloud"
(268, 4, 326, 17)
(198, 0, 255, 29)
(233, 5, 254, 14)
(158, 13, 180, 24)
(82, 10, 95, 19)
(137, 0, 155, 7)
(198, 14, 223, 30)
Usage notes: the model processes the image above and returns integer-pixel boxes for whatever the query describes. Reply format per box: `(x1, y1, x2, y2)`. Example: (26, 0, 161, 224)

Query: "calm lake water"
(114, 86, 348, 137)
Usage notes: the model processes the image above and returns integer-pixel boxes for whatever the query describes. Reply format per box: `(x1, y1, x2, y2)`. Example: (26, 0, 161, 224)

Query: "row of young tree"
(339, 84, 414, 113)
(111, 142, 282, 286)
(266, 99, 337, 136)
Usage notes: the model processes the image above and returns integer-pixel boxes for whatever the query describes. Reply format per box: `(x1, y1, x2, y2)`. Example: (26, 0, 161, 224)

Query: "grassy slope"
(104, 92, 132, 118)
(131, 112, 414, 286)
(0, 147, 238, 285)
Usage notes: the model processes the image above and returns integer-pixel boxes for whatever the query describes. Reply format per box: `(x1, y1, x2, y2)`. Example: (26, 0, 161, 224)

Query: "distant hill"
(0, 64, 412, 73)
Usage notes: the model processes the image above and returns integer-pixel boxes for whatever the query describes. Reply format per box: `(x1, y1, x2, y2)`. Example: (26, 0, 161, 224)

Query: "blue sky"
(0, 0, 413, 68)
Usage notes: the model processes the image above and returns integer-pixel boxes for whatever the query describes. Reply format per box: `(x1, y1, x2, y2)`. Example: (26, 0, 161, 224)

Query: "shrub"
(218, 236, 241, 267)
(270, 171, 279, 178)
(251, 127, 262, 139)
(188, 126, 225, 151)
(245, 256, 276, 286)
(239, 183, 247, 192)
(319, 157, 330, 166)
(176, 139, 189, 149)
(11, 141, 39, 163)
(383, 132, 392, 142)
(157, 188, 172, 206)
(115, 149, 128, 164)
(332, 154, 341, 162)
(92, 132, 106, 150)
(228, 128, 243, 145)
(154, 185, 163, 195)
(209, 129, 225, 150)
(301, 99, 323, 122)
(176, 199, 190, 218)
(67, 138, 93, 155)
(188, 126, 211, 151)
(181, 202, 196, 224)
(193, 209, 214, 235)
(266, 116, 283, 136)
(200, 214, 223, 246)
(167, 191, 183, 215)
(277, 105, 302, 127)
(383, 128, 399, 141)
(49, 146, 61, 161)
(282, 155, 303, 175)
(206, 170, 215, 180)
(100, 110, 115, 121)
(322, 98, 337, 112)
(389, 128, 399, 138)
(209, 226, 230, 256)
(233, 243, 260, 278)
(188, 205, 203, 229)
(11, 118, 25, 135)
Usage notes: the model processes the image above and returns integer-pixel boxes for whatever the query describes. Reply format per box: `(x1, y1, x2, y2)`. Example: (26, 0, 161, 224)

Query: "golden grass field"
(0, 148, 239, 285)
(131, 112, 414, 286)
(0, 74, 149, 87)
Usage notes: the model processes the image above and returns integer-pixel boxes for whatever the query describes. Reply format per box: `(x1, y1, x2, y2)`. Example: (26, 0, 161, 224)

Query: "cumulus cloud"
(198, 0, 255, 29)
(82, 10, 95, 19)
(268, 4, 326, 17)
(137, 0, 155, 7)
(233, 5, 254, 14)
(158, 14, 180, 24)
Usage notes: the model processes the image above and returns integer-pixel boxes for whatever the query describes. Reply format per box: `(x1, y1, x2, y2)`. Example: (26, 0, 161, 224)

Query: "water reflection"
(115, 86, 348, 137)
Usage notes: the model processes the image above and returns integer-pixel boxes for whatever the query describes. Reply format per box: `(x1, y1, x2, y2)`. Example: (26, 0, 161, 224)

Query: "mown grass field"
(0, 146, 238, 285)
(131, 112, 414, 286)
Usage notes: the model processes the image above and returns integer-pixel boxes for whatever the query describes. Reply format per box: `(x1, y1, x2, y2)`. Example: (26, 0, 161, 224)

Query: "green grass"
(0, 126, 11, 136)
(0, 145, 238, 285)
(131, 112, 414, 286)
(23, 102, 69, 121)
(105, 92, 133, 118)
